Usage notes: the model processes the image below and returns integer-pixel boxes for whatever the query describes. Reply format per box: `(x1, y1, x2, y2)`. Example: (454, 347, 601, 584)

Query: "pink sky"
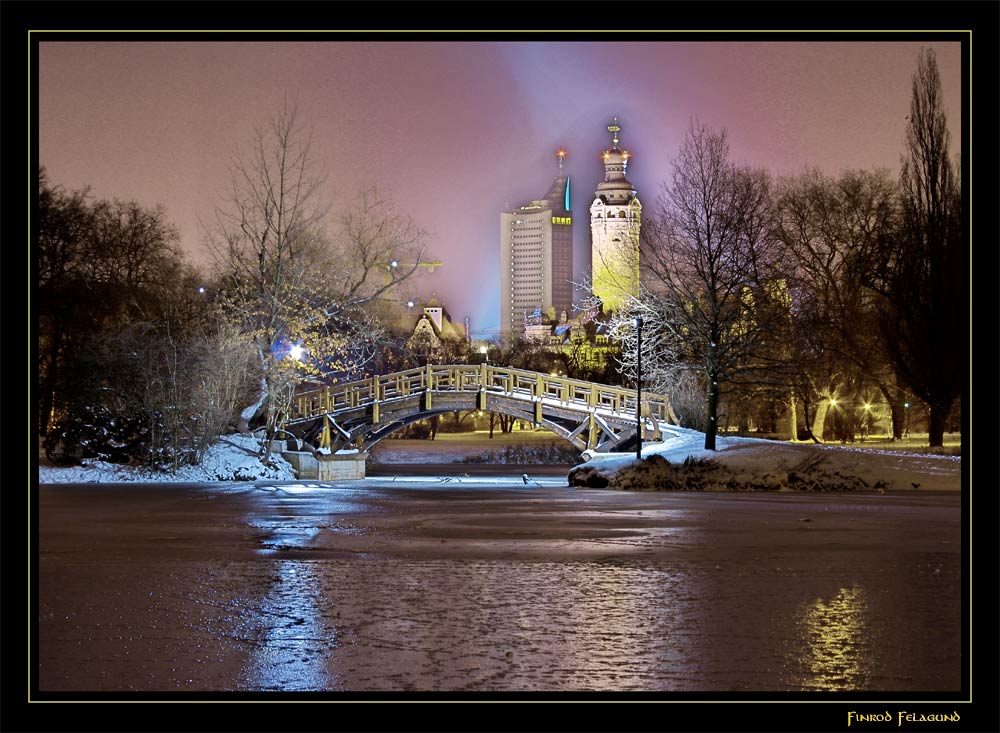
(37, 40, 963, 334)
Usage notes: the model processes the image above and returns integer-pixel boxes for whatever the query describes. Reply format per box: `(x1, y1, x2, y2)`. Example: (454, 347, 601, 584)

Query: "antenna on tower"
(608, 116, 621, 149)
(556, 147, 567, 173)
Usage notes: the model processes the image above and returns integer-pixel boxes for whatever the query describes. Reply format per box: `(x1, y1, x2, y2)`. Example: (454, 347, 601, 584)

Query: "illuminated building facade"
(589, 117, 641, 313)
(499, 150, 573, 335)
(405, 298, 468, 363)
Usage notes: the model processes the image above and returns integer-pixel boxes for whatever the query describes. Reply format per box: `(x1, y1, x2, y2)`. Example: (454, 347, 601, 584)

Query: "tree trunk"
(784, 392, 797, 441)
(810, 399, 831, 443)
(878, 384, 907, 440)
(775, 392, 796, 441)
(928, 401, 950, 447)
(704, 369, 719, 450)
(239, 374, 268, 434)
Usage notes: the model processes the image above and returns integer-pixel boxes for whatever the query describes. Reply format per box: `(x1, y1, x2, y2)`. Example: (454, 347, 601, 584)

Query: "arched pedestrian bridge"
(285, 363, 676, 455)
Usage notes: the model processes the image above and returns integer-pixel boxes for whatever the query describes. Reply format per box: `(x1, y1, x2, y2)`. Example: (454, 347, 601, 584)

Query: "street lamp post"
(635, 316, 643, 461)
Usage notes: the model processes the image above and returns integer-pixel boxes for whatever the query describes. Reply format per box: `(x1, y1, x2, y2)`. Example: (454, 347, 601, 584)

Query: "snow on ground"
(579, 425, 960, 491)
(37, 428, 960, 491)
(37, 435, 297, 484)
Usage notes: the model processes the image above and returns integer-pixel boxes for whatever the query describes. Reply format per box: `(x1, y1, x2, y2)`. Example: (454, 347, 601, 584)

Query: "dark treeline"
(37, 167, 258, 469)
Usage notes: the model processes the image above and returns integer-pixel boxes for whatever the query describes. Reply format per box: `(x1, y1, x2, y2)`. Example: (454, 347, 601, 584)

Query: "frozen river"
(37, 475, 962, 693)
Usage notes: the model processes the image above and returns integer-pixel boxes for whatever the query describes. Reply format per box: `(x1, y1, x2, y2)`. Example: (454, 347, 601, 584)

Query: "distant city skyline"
(37, 39, 963, 334)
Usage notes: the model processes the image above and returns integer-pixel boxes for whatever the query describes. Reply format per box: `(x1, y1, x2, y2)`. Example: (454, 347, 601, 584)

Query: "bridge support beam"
(565, 419, 590, 451)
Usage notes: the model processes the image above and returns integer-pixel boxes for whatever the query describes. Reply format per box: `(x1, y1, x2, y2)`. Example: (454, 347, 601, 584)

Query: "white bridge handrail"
(290, 364, 671, 423)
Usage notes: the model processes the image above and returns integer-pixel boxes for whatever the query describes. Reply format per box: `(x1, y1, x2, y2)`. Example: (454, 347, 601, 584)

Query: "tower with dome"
(589, 117, 641, 313)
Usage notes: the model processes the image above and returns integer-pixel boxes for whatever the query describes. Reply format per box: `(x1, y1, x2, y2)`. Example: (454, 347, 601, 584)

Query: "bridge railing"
(290, 364, 671, 424)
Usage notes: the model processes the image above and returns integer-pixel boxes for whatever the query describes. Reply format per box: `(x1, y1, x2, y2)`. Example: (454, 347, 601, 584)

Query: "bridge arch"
(334, 407, 585, 452)
(294, 398, 590, 453)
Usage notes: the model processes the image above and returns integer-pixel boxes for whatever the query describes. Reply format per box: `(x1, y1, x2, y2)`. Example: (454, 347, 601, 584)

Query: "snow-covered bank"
(571, 426, 961, 492)
(37, 428, 960, 491)
(37, 435, 297, 484)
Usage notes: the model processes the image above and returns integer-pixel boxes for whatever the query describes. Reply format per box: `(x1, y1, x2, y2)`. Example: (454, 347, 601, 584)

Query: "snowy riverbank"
(572, 426, 960, 492)
(36, 428, 960, 491)
(36, 435, 298, 484)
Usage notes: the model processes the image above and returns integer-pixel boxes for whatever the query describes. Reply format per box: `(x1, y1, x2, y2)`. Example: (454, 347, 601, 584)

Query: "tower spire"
(556, 147, 566, 173)
(608, 116, 621, 150)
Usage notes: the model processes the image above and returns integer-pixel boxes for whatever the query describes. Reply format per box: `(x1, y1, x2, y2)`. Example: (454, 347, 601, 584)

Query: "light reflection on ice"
(256, 483, 342, 493)
(788, 585, 872, 691)
(243, 560, 337, 691)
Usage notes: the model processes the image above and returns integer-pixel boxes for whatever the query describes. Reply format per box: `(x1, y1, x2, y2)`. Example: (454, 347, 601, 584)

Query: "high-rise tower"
(589, 117, 641, 313)
(499, 149, 573, 335)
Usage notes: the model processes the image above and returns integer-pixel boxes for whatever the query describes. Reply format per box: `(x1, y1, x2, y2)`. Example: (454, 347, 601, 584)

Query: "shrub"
(458, 443, 583, 465)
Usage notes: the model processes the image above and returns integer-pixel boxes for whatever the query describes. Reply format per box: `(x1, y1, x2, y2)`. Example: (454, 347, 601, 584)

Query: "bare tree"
(860, 48, 963, 447)
(129, 292, 258, 472)
(37, 168, 93, 438)
(775, 168, 905, 441)
(205, 103, 430, 453)
(640, 121, 782, 450)
(607, 287, 686, 399)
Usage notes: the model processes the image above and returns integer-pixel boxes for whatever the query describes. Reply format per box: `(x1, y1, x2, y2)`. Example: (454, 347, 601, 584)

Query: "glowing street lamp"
(289, 343, 305, 361)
